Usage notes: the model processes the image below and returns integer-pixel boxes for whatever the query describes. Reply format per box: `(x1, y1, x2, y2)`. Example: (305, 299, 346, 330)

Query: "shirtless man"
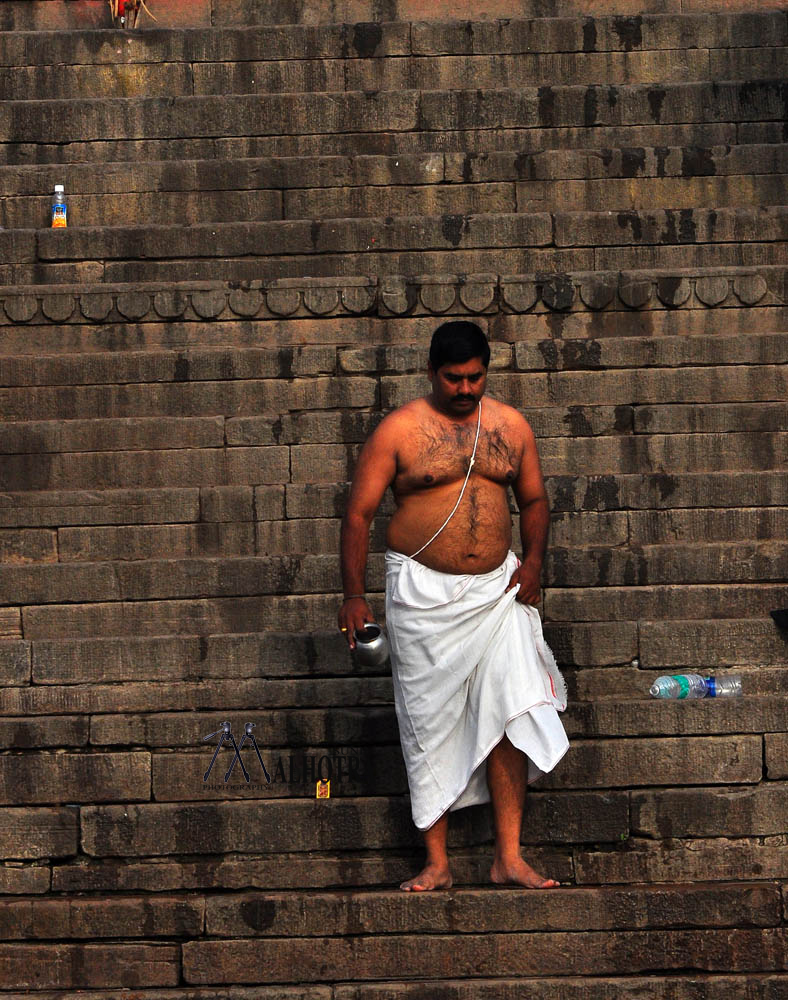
(338, 321, 567, 892)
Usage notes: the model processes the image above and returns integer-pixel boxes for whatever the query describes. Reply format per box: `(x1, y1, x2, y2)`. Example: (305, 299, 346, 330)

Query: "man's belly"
(386, 479, 513, 575)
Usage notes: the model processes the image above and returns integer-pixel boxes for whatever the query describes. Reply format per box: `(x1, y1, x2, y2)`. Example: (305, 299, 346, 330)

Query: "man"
(338, 320, 569, 892)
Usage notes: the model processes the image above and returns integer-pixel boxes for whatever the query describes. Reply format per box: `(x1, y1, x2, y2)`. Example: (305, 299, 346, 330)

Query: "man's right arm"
(338, 416, 399, 647)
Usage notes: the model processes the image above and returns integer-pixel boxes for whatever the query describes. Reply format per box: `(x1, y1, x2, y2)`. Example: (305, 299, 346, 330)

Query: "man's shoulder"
(369, 398, 427, 446)
(484, 396, 532, 432)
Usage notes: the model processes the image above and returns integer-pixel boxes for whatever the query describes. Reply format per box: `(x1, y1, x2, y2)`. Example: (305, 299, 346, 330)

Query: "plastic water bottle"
(649, 674, 742, 699)
(51, 185, 67, 228)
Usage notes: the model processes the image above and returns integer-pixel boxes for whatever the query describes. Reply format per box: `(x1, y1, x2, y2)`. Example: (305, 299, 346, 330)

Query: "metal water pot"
(353, 623, 389, 667)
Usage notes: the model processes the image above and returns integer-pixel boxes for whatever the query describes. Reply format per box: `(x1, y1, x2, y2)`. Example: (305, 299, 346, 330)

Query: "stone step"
(7, 121, 762, 164)
(6, 205, 784, 286)
(1, 330, 785, 386)
(2, 81, 782, 148)
(3, 144, 786, 197)
(4, 45, 786, 101)
(2, 543, 788, 606)
(0, 267, 782, 344)
(0, 883, 778, 940)
(4, 168, 786, 229)
(1, 13, 782, 67)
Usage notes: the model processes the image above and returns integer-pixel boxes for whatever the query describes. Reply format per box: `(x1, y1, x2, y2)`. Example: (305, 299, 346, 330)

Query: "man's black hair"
(428, 320, 491, 371)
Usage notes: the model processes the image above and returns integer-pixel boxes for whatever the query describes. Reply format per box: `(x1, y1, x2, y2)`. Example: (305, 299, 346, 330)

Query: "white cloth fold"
(385, 548, 570, 830)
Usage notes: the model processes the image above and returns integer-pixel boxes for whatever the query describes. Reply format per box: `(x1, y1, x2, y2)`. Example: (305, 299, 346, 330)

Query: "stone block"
(0, 488, 200, 528)
(283, 181, 516, 219)
(640, 619, 788, 668)
(543, 621, 636, 666)
(0, 895, 204, 940)
(58, 523, 254, 562)
(0, 807, 78, 860)
(0, 529, 57, 563)
(91, 706, 398, 748)
(0, 416, 225, 454)
(0, 716, 89, 749)
(291, 444, 363, 483)
(81, 791, 627, 856)
(0, 942, 179, 990)
(630, 507, 788, 546)
(543, 735, 762, 789)
(634, 403, 788, 435)
(0, 642, 30, 685)
(765, 734, 788, 779)
(0, 609, 21, 639)
(0, 866, 50, 895)
(33, 636, 222, 684)
(182, 928, 787, 983)
(0, 563, 119, 606)
(203, 882, 780, 939)
(0, 752, 150, 805)
(631, 784, 788, 838)
(549, 512, 629, 547)
(576, 837, 788, 886)
(255, 486, 285, 520)
(545, 584, 788, 622)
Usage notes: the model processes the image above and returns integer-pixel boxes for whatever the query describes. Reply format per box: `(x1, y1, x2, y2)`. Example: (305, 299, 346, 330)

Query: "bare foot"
(400, 863, 453, 892)
(490, 857, 560, 888)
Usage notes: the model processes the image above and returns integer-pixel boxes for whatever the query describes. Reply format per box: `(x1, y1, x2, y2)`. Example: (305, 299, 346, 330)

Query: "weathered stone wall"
(0, 2, 786, 994)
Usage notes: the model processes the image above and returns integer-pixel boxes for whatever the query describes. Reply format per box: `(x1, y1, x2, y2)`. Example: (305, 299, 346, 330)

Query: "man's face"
(428, 357, 488, 416)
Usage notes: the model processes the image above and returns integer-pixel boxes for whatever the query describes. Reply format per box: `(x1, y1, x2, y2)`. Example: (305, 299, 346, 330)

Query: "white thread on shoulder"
(410, 399, 482, 559)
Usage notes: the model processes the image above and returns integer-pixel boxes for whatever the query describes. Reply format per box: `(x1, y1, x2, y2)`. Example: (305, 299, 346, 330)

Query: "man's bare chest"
(396, 420, 521, 490)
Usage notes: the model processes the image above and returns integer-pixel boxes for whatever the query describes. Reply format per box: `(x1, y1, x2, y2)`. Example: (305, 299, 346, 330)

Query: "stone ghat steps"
(1, 13, 782, 67)
(3, 146, 786, 229)
(0, 733, 777, 802)
(0, 885, 785, 989)
(5, 206, 786, 285)
(4, 81, 783, 147)
(4, 697, 787, 748)
(1, 0, 783, 30)
(1, 23, 785, 102)
(9, 121, 782, 164)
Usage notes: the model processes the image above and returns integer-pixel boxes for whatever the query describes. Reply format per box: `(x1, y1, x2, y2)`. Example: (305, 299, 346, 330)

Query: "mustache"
(453, 395, 475, 402)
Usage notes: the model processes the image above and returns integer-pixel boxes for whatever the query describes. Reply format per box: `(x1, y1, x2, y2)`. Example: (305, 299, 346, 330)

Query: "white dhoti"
(385, 548, 570, 831)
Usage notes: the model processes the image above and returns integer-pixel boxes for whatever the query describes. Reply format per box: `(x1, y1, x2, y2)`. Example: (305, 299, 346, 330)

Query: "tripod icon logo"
(203, 721, 271, 784)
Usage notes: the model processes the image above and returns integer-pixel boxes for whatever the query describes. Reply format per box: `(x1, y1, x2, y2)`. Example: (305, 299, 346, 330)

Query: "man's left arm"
(506, 416, 549, 605)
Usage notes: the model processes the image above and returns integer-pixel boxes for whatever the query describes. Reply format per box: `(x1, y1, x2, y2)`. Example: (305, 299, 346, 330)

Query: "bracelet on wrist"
(343, 594, 366, 602)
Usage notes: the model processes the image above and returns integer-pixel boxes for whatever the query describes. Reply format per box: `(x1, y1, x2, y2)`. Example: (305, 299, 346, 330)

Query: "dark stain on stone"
(461, 153, 475, 183)
(705, 209, 716, 242)
(647, 87, 666, 123)
(277, 556, 300, 594)
(271, 415, 283, 444)
(595, 549, 612, 586)
(582, 18, 597, 53)
(659, 275, 683, 307)
(600, 148, 614, 169)
(679, 208, 697, 243)
(550, 476, 579, 512)
(441, 214, 468, 247)
(304, 633, 318, 672)
(174, 355, 190, 382)
(681, 145, 716, 177)
(240, 899, 277, 931)
(537, 339, 559, 370)
(565, 405, 594, 437)
(660, 210, 678, 244)
(583, 475, 620, 511)
(550, 548, 569, 586)
(621, 148, 646, 177)
(562, 339, 602, 370)
(538, 86, 555, 127)
(514, 151, 536, 180)
(614, 405, 633, 433)
(279, 349, 293, 379)
(352, 22, 383, 58)
(607, 86, 618, 110)
(654, 146, 669, 178)
(583, 86, 598, 127)
(617, 211, 643, 241)
(612, 15, 643, 51)
(198, 636, 208, 661)
(654, 473, 678, 501)
(310, 219, 322, 250)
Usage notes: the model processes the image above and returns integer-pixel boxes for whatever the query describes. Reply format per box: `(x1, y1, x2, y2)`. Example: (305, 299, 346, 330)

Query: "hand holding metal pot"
(352, 623, 390, 667)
